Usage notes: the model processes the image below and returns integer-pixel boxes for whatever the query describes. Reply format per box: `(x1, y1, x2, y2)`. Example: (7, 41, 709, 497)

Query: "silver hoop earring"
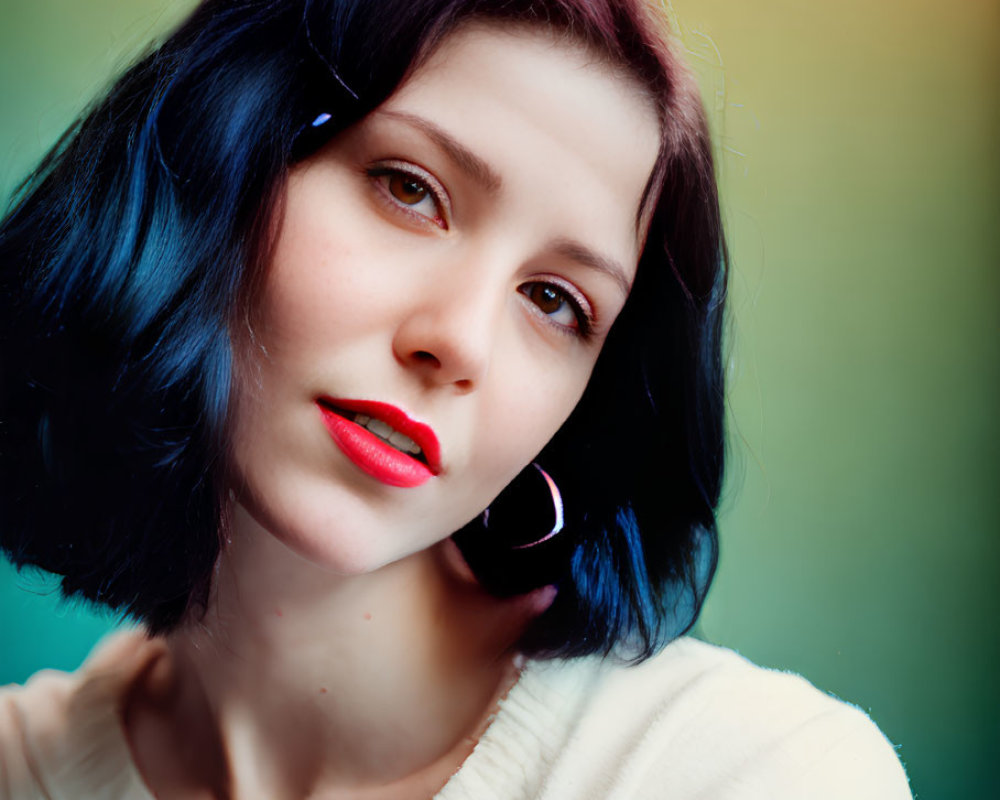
(482, 463, 564, 549)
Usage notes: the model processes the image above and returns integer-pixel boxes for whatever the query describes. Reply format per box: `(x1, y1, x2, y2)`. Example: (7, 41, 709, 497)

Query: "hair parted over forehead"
(0, 0, 726, 660)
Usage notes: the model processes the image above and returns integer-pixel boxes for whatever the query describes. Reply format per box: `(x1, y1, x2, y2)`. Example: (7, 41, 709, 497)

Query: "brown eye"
(367, 164, 449, 229)
(527, 284, 564, 315)
(388, 174, 429, 205)
(519, 281, 590, 336)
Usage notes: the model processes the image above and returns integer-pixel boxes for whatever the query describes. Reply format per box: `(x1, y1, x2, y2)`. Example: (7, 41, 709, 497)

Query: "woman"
(0, 1, 910, 797)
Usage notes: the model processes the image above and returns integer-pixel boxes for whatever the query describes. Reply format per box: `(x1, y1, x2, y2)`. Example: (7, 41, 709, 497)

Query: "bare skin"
(125, 512, 551, 799)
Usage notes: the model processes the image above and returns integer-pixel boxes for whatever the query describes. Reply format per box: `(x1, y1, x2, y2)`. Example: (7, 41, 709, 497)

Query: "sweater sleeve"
(1, 668, 76, 800)
(627, 649, 912, 800)
(663, 701, 913, 800)
(0, 631, 160, 800)
(776, 702, 911, 799)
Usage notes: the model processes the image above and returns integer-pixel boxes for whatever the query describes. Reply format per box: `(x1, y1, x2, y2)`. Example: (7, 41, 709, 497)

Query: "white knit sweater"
(0, 632, 910, 799)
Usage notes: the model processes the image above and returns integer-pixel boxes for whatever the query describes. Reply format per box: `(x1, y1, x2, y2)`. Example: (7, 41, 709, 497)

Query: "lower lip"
(317, 403, 434, 488)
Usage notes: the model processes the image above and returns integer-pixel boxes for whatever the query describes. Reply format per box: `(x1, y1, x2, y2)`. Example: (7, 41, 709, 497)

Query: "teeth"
(388, 429, 421, 455)
(368, 419, 394, 439)
(345, 410, 423, 457)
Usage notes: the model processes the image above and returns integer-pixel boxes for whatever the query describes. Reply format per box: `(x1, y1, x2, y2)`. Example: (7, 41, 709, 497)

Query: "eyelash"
(366, 162, 449, 230)
(366, 162, 596, 340)
(518, 280, 595, 339)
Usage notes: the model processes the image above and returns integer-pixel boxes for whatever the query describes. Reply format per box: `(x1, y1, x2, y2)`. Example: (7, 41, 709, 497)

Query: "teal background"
(1, 2, 997, 798)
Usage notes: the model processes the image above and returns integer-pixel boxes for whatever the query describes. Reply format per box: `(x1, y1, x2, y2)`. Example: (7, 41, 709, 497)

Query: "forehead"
(400, 23, 660, 178)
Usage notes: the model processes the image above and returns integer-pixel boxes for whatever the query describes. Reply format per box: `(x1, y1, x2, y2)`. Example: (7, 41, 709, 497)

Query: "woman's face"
(230, 24, 660, 574)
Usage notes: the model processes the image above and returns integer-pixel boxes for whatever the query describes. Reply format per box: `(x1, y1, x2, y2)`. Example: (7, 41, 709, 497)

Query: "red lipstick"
(317, 398, 441, 488)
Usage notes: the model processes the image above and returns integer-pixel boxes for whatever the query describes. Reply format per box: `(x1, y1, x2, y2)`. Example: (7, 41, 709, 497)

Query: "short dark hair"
(0, 0, 726, 660)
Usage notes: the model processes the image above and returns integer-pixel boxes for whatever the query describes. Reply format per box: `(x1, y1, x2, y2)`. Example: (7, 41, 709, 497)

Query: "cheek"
(256, 245, 353, 357)
(254, 168, 387, 353)
(472, 354, 594, 488)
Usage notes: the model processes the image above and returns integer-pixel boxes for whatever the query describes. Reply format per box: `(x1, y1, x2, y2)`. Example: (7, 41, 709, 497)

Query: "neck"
(127, 505, 549, 800)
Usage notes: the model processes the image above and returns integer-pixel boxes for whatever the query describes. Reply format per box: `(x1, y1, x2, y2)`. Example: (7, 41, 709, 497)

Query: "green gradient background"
(1, 2, 997, 797)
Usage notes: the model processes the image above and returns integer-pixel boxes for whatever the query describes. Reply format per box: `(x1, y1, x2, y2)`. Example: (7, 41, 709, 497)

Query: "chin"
(229, 485, 442, 579)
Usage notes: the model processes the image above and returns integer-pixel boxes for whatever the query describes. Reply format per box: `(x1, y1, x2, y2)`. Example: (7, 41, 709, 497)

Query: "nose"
(392, 272, 502, 392)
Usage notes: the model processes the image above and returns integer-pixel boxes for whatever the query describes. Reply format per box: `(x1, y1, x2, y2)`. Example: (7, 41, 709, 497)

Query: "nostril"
(401, 342, 482, 390)
(412, 350, 440, 366)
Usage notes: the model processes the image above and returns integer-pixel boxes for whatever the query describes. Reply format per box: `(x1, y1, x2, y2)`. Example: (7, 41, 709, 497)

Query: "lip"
(316, 397, 442, 488)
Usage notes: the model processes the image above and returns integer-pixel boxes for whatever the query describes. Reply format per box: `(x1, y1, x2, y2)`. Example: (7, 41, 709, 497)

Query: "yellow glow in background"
(1, 2, 997, 797)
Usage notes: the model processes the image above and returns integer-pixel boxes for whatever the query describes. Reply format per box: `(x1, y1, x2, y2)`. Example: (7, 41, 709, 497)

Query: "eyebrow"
(551, 237, 633, 299)
(377, 110, 503, 194)
(376, 110, 633, 298)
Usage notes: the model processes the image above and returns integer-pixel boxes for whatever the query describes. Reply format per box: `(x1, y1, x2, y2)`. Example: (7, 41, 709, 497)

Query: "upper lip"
(318, 397, 443, 474)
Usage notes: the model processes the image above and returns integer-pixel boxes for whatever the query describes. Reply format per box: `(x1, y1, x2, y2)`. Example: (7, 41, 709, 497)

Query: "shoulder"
(609, 638, 912, 799)
(0, 629, 161, 800)
(449, 637, 910, 800)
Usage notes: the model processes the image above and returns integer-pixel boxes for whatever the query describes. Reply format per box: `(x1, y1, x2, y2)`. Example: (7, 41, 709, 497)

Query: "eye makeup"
(366, 160, 451, 230)
(518, 278, 596, 339)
